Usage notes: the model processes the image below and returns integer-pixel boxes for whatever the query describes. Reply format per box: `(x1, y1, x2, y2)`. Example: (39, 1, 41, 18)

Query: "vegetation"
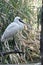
(0, 0, 42, 64)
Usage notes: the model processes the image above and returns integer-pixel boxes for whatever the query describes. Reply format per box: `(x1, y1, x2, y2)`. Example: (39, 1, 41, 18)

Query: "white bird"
(1, 16, 25, 42)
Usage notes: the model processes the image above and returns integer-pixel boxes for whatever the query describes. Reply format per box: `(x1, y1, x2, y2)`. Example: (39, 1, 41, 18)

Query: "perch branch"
(0, 50, 24, 56)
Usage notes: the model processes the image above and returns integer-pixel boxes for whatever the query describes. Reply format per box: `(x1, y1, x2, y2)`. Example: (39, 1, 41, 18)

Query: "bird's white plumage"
(1, 16, 24, 42)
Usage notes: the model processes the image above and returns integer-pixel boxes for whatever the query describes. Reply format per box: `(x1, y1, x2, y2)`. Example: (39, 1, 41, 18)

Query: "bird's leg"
(12, 36, 18, 50)
(13, 37, 16, 47)
(12, 37, 24, 56)
(4, 40, 10, 51)
(13, 37, 19, 51)
(12, 37, 21, 53)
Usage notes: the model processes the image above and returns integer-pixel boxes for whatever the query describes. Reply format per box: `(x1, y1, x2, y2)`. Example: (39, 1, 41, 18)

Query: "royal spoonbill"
(1, 16, 25, 42)
(1, 16, 32, 54)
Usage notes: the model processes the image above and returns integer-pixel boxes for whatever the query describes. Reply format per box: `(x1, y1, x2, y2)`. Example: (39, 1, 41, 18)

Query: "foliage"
(0, 0, 41, 64)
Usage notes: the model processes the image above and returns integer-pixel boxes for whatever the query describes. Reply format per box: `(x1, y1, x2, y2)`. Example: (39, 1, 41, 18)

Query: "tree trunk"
(40, 0, 43, 65)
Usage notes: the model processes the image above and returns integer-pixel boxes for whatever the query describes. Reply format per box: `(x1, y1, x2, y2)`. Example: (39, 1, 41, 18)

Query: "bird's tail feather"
(1, 35, 5, 42)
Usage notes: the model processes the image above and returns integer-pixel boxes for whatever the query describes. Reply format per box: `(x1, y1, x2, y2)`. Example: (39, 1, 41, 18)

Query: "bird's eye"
(19, 19, 23, 22)
(19, 19, 21, 21)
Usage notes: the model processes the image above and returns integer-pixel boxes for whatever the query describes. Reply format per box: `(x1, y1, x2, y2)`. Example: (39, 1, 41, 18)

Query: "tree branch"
(0, 50, 24, 56)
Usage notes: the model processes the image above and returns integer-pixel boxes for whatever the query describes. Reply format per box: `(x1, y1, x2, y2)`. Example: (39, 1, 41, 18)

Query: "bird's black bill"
(19, 19, 25, 24)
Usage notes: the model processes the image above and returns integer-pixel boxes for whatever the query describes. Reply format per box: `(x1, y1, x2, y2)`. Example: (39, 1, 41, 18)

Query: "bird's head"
(14, 16, 25, 24)
(14, 16, 32, 29)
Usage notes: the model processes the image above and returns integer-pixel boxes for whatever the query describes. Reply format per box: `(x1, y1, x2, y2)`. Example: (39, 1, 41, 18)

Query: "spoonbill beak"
(19, 19, 25, 24)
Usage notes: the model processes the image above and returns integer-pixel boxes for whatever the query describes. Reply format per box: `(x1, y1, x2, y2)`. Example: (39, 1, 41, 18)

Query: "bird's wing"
(6, 22, 18, 30)
(4, 22, 19, 35)
(1, 22, 19, 41)
(6, 22, 19, 30)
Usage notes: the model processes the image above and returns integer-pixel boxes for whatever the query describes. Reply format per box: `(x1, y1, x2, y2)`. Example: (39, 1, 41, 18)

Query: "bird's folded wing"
(1, 22, 19, 41)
